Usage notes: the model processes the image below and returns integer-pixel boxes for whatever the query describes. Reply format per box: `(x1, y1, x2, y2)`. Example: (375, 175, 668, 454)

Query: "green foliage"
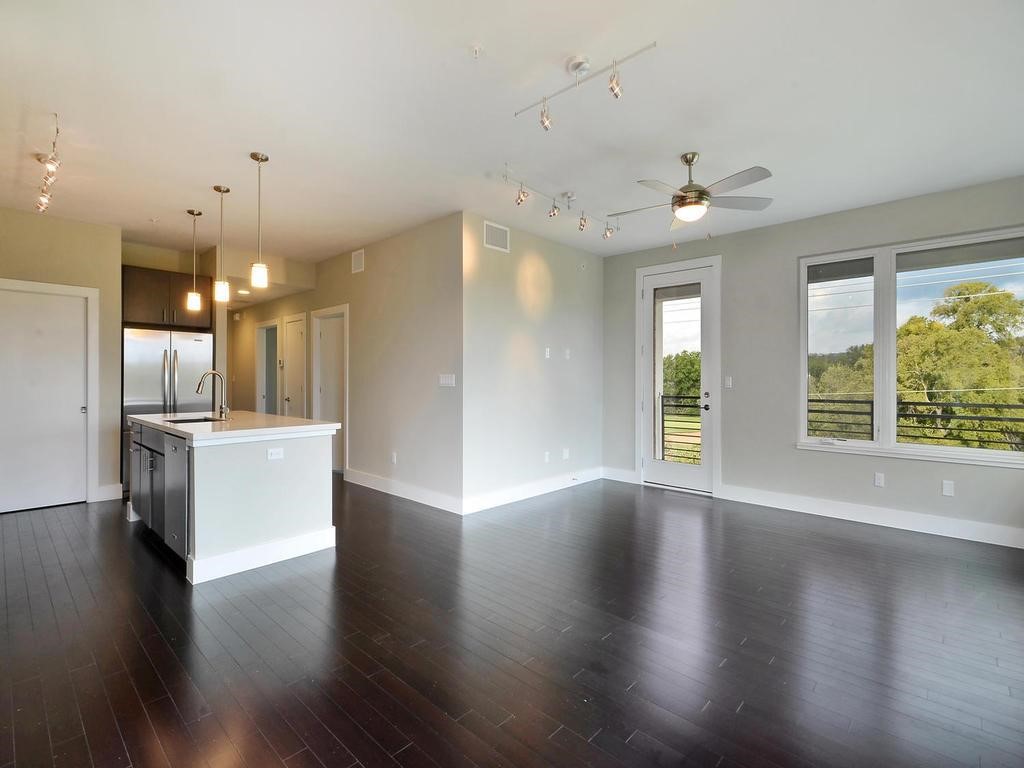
(662, 351, 701, 397)
(809, 279, 1024, 451)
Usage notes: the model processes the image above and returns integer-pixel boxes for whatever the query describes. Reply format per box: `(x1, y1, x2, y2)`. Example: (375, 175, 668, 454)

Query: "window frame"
(797, 226, 1024, 470)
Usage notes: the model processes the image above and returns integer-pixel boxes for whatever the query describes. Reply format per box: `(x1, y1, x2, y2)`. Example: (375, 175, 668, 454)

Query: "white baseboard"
(187, 526, 336, 584)
(717, 483, 1024, 550)
(462, 467, 604, 515)
(90, 483, 124, 503)
(601, 466, 641, 484)
(344, 468, 463, 514)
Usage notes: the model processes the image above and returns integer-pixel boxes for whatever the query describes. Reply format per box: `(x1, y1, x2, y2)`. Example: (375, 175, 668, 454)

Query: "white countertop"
(128, 411, 340, 446)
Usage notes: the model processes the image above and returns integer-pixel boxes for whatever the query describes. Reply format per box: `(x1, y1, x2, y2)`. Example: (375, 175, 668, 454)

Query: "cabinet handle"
(172, 309, 177, 323)
(162, 308, 167, 323)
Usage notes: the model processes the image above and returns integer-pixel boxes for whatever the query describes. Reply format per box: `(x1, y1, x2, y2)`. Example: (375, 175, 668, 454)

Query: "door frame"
(282, 312, 308, 417)
(254, 317, 282, 414)
(634, 256, 723, 496)
(0, 278, 108, 502)
(310, 304, 350, 473)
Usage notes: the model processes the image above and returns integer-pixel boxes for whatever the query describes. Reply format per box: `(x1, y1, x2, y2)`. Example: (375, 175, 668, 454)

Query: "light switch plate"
(873, 472, 884, 488)
(725, 376, 733, 389)
(267, 447, 284, 461)
(438, 373, 456, 388)
(545, 347, 551, 359)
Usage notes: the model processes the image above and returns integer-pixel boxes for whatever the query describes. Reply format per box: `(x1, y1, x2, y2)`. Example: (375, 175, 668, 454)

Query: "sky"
(661, 297, 702, 354)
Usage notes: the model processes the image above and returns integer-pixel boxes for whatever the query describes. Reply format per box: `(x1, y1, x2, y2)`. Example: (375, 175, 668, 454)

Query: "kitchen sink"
(164, 416, 227, 424)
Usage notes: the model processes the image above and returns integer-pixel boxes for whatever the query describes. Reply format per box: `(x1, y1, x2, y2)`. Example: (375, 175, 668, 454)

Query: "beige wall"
(0, 207, 122, 490)
(122, 241, 195, 273)
(603, 176, 1024, 529)
(462, 213, 603, 498)
(229, 213, 464, 500)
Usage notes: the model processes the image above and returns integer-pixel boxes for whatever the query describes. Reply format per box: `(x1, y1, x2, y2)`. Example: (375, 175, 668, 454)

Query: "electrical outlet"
(942, 479, 955, 497)
(873, 472, 885, 488)
(267, 447, 284, 461)
(544, 451, 550, 463)
(391, 451, 398, 465)
(545, 347, 551, 359)
(725, 375, 733, 389)
(562, 447, 570, 460)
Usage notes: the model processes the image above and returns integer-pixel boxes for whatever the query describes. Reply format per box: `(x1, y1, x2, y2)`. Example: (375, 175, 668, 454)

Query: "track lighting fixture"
(515, 185, 529, 205)
(213, 185, 231, 303)
(250, 152, 270, 288)
(34, 113, 60, 213)
(578, 213, 588, 232)
(539, 98, 552, 131)
(608, 61, 622, 99)
(515, 42, 654, 127)
(186, 209, 203, 312)
(548, 200, 560, 218)
(602, 224, 615, 240)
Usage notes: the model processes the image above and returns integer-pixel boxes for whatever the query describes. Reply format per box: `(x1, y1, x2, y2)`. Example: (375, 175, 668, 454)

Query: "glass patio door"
(640, 265, 717, 491)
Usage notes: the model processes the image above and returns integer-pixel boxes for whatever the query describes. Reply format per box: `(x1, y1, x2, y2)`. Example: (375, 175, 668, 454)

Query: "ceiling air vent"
(351, 249, 365, 273)
(483, 221, 510, 253)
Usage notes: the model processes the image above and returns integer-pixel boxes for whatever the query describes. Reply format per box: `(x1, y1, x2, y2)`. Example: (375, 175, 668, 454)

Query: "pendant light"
(212, 185, 231, 302)
(186, 209, 203, 311)
(250, 152, 270, 289)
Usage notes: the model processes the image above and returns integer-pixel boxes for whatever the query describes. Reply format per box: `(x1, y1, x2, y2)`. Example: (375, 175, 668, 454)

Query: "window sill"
(796, 439, 1024, 470)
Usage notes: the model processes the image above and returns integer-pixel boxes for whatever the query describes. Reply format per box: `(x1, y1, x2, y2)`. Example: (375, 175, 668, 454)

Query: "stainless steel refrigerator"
(122, 328, 214, 491)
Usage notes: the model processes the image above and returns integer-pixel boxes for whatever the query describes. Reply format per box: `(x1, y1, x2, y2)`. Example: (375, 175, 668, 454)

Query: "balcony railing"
(662, 394, 702, 464)
(808, 395, 1024, 451)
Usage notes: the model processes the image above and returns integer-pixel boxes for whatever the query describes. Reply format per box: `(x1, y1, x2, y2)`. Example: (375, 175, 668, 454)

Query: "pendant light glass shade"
(250, 152, 269, 288)
(250, 262, 269, 288)
(186, 208, 203, 313)
(214, 280, 230, 302)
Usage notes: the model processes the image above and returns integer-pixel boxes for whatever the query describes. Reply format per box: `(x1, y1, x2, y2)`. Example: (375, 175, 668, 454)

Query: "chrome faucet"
(196, 370, 230, 419)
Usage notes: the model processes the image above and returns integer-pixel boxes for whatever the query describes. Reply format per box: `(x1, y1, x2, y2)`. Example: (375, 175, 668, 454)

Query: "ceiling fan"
(609, 152, 772, 230)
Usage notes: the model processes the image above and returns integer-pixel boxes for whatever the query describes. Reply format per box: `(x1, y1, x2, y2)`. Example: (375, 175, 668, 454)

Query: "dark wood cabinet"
(122, 266, 211, 329)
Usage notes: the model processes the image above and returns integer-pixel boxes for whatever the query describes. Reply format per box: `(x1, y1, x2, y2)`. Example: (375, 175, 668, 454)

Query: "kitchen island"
(127, 411, 340, 584)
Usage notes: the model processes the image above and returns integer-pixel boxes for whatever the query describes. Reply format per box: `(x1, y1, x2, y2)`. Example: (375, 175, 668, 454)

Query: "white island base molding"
(187, 526, 336, 584)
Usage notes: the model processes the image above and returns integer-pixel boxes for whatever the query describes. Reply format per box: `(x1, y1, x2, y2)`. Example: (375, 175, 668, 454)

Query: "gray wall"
(229, 213, 464, 500)
(603, 176, 1024, 529)
(462, 213, 604, 498)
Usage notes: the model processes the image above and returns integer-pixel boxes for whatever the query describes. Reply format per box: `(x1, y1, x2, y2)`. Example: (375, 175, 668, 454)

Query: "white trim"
(601, 466, 642, 484)
(254, 317, 282, 414)
(344, 468, 463, 514)
(0, 278, 102, 503)
(796, 439, 1024, 469)
(717, 483, 1024, 550)
(282, 312, 308, 417)
(186, 526, 336, 584)
(634, 255, 723, 496)
(310, 304, 350, 474)
(462, 467, 603, 514)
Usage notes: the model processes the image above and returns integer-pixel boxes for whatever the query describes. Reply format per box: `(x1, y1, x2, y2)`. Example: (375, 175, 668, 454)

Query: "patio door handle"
(702, 404, 710, 411)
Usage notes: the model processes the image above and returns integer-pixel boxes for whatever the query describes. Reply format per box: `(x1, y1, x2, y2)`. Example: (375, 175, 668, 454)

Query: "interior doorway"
(637, 257, 721, 493)
(311, 304, 349, 473)
(255, 319, 280, 414)
(283, 313, 307, 418)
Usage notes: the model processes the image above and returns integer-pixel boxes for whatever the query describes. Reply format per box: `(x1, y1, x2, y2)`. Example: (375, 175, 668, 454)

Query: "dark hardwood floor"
(2, 477, 1023, 768)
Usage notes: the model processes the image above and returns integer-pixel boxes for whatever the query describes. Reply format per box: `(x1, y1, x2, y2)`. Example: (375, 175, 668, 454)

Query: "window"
(800, 230, 1024, 467)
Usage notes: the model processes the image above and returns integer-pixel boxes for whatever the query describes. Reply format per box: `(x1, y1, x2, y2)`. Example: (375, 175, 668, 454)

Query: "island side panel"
(190, 434, 335, 570)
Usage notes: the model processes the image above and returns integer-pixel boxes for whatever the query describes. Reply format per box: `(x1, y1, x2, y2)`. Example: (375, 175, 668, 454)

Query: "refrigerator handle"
(172, 349, 179, 412)
(162, 349, 169, 412)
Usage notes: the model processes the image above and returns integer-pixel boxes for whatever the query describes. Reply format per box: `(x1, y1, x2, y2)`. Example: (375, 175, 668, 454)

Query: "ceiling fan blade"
(638, 179, 681, 196)
(709, 195, 773, 211)
(607, 202, 670, 218)
(705, 166, 771, 196)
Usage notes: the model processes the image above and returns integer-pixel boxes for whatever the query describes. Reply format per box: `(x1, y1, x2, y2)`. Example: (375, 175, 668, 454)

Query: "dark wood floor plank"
(70, 663, 130, 768)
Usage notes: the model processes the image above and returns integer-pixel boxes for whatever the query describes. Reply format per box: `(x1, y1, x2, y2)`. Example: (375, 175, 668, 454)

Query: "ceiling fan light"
(250, 262, 269, 288)
(186, 290, 202, 312)
(674, 200, 709, 222)
(214, 280, 230, 303)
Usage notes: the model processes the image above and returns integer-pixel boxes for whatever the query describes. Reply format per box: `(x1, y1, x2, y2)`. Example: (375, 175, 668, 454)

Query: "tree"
(930, 281, 1024, 343)
(662, 351, 701, 397)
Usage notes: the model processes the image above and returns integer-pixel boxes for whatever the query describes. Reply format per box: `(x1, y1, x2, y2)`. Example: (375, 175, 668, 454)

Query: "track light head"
(548, 200, 560, 218)
(540, 99, 552, 131)
(602, 224, 615, 240)
(609, 64, 622, 99)
(578, 213, 588, 232)
(515, 185, 529, 206)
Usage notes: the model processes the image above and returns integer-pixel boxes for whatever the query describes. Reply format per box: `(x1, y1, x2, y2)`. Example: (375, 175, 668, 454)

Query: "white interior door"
(640, 265, 719, 492)
(317, 316, 345, 470)
(283, 316, 306, 417)
(0, 289, 87, 511)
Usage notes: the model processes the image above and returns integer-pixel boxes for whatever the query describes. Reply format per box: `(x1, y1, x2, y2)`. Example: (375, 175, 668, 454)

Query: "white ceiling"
(2, 1, 1022, 261)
